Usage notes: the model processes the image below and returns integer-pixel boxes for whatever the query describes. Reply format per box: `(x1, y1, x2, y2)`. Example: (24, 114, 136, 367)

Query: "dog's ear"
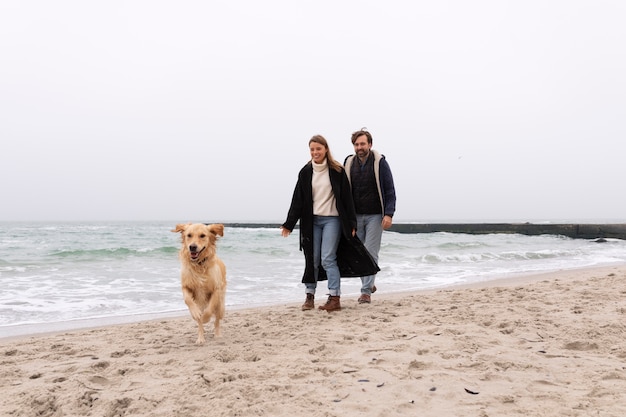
(171, 223, 189, 233)
(208, 223, 224, 238)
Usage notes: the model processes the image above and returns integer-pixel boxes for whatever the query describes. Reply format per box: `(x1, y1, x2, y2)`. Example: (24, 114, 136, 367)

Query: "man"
(344, 128, 397, 304)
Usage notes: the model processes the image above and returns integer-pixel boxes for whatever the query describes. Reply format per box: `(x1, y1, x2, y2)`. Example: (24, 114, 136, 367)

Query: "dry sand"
(2, 265, 626, 417)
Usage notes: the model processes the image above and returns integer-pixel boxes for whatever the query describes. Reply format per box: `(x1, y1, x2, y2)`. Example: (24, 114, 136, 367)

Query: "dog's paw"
(195, 336, 206, 345)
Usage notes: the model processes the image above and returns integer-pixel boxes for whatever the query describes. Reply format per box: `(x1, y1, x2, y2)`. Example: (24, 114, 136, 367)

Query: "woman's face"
(309, 141, 327, 164)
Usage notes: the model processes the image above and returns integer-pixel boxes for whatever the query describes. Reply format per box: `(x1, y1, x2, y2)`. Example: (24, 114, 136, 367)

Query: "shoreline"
(2, 263, 624, 342)
(2, 264, 626, 416)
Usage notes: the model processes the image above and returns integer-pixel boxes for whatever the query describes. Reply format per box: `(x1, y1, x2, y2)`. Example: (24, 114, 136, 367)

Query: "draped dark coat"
(282, 162, 380, 283)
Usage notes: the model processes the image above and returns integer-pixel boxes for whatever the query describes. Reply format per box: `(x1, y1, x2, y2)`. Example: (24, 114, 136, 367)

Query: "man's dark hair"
(351, 127, 373, 145)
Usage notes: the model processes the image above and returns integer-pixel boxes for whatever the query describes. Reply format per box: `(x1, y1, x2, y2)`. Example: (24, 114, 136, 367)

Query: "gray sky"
(1, 1, 625, 223)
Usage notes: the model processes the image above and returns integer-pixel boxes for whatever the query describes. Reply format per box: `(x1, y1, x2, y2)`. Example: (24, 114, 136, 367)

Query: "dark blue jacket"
(344, 150, 396, 218)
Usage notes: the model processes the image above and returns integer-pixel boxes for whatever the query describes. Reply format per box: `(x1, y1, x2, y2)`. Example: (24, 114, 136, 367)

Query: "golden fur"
(171, 223, 226, 344)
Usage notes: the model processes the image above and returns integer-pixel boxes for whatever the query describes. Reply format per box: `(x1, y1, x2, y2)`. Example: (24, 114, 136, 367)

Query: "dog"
(171, 223, 226, 344)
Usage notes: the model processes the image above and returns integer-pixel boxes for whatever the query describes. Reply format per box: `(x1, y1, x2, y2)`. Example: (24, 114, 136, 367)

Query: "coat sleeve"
(282, 172, 305, 231)
(379, 158, 396, 217)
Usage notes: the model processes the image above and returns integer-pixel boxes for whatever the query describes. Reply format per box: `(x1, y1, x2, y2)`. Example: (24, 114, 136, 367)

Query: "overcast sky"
(1, 1, 625, 223)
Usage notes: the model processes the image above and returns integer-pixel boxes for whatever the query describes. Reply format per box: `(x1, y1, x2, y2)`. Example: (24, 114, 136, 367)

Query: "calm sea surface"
(1, 221, 625, 338)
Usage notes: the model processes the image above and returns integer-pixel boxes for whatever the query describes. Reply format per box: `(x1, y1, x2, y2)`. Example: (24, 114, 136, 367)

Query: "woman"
(281, 135, 370, 312)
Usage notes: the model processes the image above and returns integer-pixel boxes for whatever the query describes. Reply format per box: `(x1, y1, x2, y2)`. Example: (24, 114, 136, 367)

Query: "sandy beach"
(2, 265, 625, 417)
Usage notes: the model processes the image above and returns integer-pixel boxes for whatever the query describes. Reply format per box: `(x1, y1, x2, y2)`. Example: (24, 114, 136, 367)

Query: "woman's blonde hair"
(309, 135, 343, 173)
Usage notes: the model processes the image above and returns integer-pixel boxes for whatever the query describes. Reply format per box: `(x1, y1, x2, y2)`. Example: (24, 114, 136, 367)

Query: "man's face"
(353, 134, 372, 159)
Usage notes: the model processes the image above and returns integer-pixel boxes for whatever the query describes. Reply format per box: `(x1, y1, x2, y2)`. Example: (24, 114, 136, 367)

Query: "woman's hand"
(280, 226, 291, 237)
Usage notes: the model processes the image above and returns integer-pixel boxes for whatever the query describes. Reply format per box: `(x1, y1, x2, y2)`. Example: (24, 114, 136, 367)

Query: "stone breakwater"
(386, 223, 626, 240)
(219, 223, 626, 240)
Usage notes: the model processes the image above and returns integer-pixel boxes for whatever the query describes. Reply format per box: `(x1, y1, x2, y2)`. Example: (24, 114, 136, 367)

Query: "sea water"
(1, 221, 625, 338)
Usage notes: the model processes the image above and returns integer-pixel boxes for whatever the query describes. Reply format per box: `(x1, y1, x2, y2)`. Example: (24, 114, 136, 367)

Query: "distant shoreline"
(221, 222, 626, 240)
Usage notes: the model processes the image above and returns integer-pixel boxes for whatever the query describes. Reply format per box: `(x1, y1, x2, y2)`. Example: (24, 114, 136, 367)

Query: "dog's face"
(172, 223, 224, 262)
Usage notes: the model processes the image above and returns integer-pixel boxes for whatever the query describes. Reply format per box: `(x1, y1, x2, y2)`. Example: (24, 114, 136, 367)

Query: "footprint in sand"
(563, 341, 598, 351)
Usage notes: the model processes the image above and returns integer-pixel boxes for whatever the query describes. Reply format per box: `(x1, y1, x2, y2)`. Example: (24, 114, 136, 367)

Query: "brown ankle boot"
(302, 293, 315, 310)
(318, 295, 341, 312)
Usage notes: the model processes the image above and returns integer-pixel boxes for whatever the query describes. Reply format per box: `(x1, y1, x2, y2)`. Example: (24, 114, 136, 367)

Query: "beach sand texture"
(2, 265, 625, 417)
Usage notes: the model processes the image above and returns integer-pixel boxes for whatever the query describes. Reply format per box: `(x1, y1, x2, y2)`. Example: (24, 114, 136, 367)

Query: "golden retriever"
(171, 223, 226, 344)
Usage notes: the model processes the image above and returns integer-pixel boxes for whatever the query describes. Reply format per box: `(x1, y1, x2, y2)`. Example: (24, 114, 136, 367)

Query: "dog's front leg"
(182, 288, 206, 344)
(195, 322, 206, 344)
(182, 288, 203, 322)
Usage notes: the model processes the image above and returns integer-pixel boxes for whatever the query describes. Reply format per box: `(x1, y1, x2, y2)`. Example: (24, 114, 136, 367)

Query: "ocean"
(1, 221, 626, 338)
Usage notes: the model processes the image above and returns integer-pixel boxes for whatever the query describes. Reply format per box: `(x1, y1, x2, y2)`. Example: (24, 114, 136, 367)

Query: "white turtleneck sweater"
(312, 159, 339, 216)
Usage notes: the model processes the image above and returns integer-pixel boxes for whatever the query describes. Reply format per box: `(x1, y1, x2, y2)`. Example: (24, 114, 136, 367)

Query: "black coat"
(282, 162, 379, 283)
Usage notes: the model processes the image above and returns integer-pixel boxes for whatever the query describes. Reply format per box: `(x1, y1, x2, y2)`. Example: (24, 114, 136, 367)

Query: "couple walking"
(280, 129, 397, 312)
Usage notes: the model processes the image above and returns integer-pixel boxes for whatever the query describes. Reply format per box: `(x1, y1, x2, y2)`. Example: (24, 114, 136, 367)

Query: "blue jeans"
(356, 214, 383, 295)
(306, 216, 342, 296)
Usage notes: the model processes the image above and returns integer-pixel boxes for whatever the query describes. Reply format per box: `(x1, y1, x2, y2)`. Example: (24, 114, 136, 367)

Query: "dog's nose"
(189, 244, 197, 252)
